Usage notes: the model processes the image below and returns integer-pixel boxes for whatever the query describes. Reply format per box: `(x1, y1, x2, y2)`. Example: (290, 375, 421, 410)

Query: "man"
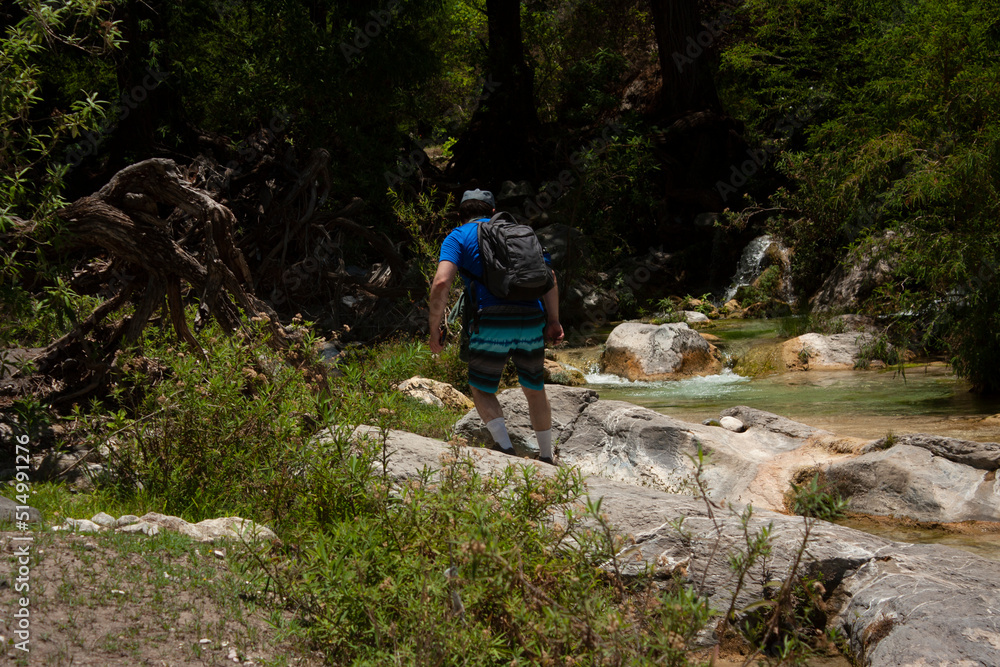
(428, 189, 564, 464)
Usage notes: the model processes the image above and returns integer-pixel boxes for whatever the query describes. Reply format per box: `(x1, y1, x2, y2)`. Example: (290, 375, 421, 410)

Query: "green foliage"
(718, 0, 1000, 391)
(558, 48, 630, 126)
(272, 446, 715, 666)
(390, 188, 455, 288)
(789, 474, 847, 523)
(776, 315, 848, 338)
(854, 333, 905, 370)
(84, 318, 318, 523)
(572, 123, 662, 267)
(0, 0, 122, 348)
(730, 344, 780, 378)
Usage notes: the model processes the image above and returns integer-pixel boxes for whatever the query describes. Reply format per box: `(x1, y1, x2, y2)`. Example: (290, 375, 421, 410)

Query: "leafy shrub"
(270, 445, 716, 666)
(719, 0, 1000, 391)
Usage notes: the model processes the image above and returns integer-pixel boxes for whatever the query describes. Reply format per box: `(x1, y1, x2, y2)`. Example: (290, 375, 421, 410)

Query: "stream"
(557, 318, 1000, 559)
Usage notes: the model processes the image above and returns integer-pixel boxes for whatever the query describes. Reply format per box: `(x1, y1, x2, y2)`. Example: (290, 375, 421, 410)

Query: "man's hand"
(429, 325, 445, 354)
(545, 320, 564, 346)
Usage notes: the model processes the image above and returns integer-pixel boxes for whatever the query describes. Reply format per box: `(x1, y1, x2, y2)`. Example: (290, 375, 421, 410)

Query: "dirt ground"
(0, 529, 324, 667)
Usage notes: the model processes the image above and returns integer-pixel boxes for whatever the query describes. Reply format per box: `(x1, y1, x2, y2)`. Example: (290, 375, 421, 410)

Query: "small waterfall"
(723, 234, 774, 302)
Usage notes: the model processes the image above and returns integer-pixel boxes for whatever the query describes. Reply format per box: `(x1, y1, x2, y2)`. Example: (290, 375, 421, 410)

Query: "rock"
(191, 516, 278, 542)
(90, 512, 116, 528)
(56, 518, 102, 533)
(719, 416, 746, 433)
(118, 521, 160, 536)
(600, 322, 722, 381)
(681, 310, 710, 323)
(455, 392, 859, 512)
(397, 376, 474, 411)
(453, 385, 598, 458)
(114, 514, 140, 528)
(864, 433, 1000, 470)
(535, 223, 588, 271)
(312, 423, 1000, 665)
(822, 444, 1000, 523)
(780, 332, 875, 371)
(111, 512, 277, 542)
(720, 299, 745, 318)
(698, 332, 721, 343)
(0, 495, 41, 523)
(810, 232, 896, 313)
(496, 180, 535, 209)
(720, 406, 825, 440)
(543, 359, 586, 387)
(561, 278, 617, 333)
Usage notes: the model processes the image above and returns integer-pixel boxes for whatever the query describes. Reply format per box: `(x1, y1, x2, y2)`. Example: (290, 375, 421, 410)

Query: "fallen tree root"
(32, 158, 303, 401)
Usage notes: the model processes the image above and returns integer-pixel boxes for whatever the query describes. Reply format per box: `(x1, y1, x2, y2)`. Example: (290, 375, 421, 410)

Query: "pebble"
(720, 416, 747, 433)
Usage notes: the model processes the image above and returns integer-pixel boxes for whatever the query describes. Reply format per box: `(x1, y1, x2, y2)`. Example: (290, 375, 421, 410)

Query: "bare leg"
(521, 386, 552, 431)
(470, 386, 503, 423)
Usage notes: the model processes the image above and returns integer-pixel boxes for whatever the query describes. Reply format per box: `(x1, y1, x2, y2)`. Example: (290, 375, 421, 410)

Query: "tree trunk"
(649, 0, 722, 118)
(448, 0, 540, 185)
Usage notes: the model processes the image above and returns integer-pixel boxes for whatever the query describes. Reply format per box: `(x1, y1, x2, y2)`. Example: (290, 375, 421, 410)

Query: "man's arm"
(428, 260, 458, 354)
(541, 270, 564, 345)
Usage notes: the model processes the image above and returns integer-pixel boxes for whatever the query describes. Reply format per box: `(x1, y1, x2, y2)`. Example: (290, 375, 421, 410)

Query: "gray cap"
(460, 189, 495, 208)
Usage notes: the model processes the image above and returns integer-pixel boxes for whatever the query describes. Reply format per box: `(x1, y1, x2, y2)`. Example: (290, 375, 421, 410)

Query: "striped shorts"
(468, 306, 546, 393)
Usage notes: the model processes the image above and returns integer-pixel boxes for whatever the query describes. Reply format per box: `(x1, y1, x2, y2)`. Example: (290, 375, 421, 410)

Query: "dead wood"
(30, 158, 300, 403)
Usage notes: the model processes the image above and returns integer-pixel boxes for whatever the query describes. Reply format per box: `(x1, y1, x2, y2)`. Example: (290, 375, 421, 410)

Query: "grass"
(1, 307, 855, 666)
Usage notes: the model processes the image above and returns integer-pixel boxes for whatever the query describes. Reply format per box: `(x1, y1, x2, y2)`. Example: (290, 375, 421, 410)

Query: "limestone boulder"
(810, 233, 895, 313)
(535, 223, 588, 271)
(543, 359, 586, 387)
(600, 322, 722, 381)
(864, 433, 1000, 470)
(453, 385, 598, 458)
(780, 332, 875, 371)
(822, 443, 1000, 523)
(0, 495, 41, 523)
(397, 376, 474, 411)
(456, 392, 859, 512)
(320, 425, 1000, 666)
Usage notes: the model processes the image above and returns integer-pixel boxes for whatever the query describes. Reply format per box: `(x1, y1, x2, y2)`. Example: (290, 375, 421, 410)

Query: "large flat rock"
(823, 444, 1000, 523)
(325, 426, 1000, 666)
(456, 390, 864, 512)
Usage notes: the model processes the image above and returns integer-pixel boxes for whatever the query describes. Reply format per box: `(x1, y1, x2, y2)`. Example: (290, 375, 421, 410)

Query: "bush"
(269, 444, 716, 666)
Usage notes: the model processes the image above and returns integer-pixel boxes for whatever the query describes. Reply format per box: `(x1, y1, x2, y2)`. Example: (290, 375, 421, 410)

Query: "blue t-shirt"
(439, 219, 548, 311)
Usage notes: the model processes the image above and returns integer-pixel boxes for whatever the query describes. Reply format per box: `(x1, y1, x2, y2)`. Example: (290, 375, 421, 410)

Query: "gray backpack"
(465, 212, 554, 300)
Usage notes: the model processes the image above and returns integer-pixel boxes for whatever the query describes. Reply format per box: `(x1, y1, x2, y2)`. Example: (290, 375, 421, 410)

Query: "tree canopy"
(3, 0, 1000, 391)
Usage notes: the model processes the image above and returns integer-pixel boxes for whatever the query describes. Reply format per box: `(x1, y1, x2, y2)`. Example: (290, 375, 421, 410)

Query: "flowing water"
(558, 318, 1000, 559)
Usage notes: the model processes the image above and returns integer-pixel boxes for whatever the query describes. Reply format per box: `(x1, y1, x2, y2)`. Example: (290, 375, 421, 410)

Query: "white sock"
(486, 417, 514, 452)
(536, 429, 553, 459)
